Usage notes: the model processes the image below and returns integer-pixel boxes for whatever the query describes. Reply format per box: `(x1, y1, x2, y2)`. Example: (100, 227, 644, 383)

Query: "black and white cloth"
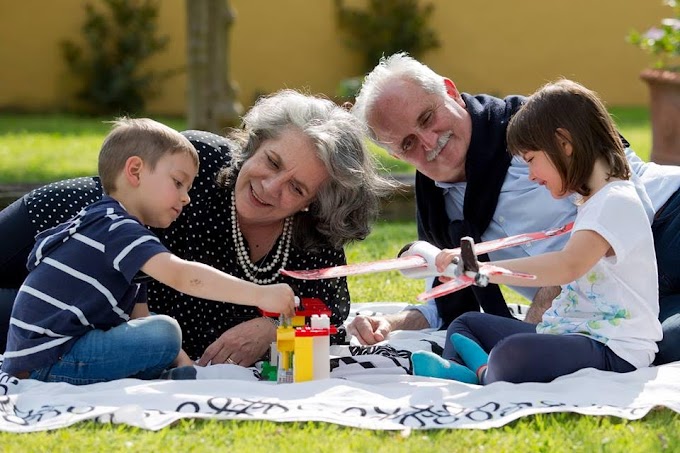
(2, 302, 680, 432)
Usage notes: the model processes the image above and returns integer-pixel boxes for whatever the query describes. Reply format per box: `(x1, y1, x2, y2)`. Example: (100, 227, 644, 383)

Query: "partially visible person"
(2, 118, 297, 384)
(347, 53, 680, 366)
(412, 79, 662, 384)
(0, 90, 397, 366)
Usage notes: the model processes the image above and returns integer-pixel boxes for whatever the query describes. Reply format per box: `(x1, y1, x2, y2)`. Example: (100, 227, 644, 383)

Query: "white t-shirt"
(536, 181, 662, 368)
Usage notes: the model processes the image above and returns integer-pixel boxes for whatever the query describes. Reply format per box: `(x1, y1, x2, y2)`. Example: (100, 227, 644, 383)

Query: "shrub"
(627, 0, 680, 70)
(334, 0, 440, 102)
(61, 0, 180, 115)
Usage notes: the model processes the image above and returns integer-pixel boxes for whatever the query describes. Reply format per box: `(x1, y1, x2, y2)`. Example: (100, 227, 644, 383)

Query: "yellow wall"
(0, 0, 668, 116)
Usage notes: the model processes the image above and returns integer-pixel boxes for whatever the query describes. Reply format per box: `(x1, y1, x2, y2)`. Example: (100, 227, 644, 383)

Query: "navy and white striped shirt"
(2, 196, 169, 375)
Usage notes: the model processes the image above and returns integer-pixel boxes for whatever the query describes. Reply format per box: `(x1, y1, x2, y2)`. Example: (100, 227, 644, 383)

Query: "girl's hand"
(435, 249, 459, 281)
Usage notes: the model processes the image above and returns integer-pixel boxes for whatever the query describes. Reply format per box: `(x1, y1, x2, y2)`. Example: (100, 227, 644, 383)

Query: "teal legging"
(444, 312, 636, 384)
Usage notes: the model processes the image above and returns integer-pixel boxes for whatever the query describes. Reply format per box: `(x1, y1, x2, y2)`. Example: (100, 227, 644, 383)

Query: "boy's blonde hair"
(98, 118, 198, 194)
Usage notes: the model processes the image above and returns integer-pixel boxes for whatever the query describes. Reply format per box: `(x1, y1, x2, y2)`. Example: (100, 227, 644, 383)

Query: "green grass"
(0, 113, 411, 184)
(610, 106, 652, 161)
(0, 109, 649, 184)
(1, 110, 677, 451)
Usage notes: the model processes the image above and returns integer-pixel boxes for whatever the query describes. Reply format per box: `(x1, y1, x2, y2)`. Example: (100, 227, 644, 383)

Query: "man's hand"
(346, 315, 393, 345)
(346, 310, 431, 345)
(197, 317, 275, 367)
(525, 285, 560, 323)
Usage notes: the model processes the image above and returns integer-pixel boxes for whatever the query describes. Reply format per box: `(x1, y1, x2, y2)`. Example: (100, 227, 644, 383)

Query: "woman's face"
(234, 127, 329, 226)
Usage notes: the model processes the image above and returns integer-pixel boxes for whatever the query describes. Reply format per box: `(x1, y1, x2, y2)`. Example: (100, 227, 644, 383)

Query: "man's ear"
(444, 78, 464, 107)
(124, 156, 144, 187)
(555, 128, 574, 157)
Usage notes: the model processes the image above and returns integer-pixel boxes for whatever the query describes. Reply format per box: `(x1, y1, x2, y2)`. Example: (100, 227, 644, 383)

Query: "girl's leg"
(443, 312, 537, 360)
(412, 312, 534, 383)
(30, 315, 182, 385)
(483, 333, 635, 384)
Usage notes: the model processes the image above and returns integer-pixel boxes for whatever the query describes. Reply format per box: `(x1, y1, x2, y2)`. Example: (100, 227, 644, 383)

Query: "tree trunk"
(186, 0, 243, 133)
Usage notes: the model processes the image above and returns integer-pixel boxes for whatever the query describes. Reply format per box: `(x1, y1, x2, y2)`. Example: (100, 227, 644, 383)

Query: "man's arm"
(524, 285, 560, 323)
(346, 309, 431, 345)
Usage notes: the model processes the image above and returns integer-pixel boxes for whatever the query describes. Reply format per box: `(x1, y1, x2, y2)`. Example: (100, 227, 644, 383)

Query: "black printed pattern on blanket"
(0, 356, 20, 397)
(0, 382, 658, 431)
(329, 334, 452, 378)
(331, 344, 412, 376)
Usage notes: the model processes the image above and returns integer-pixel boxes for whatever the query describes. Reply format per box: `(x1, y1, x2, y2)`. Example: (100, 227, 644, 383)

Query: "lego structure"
(260, 297, 337, 383)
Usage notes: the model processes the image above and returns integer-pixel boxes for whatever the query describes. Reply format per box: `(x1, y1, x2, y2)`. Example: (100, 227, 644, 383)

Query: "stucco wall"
(0, 0, 667, 116)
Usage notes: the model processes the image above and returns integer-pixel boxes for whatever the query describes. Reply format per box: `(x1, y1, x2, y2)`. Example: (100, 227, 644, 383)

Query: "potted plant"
(628, 0, 680, 164)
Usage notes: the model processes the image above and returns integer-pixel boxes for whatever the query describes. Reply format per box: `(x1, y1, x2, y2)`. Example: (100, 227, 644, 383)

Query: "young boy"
(1, 118, 296, 384)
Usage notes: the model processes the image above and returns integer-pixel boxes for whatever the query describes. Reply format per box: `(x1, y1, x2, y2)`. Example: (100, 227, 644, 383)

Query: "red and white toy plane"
(281, 222, 574, 301)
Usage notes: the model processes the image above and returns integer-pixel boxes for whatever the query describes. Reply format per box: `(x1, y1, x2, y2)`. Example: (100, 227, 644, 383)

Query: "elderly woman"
(0, 89, 396, 366)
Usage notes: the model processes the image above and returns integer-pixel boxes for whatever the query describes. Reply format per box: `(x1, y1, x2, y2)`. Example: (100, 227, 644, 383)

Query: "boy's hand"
(256, 283, 296, 318)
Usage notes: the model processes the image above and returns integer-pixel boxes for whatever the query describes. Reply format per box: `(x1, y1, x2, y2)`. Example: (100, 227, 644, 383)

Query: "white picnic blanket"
(1, 302, 679, 432)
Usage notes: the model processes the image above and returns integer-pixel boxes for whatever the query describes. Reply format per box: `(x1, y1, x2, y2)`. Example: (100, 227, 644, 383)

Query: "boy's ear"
(124, 156, 144, 187)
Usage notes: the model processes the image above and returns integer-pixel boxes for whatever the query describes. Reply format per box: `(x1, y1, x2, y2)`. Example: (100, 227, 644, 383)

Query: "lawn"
(1, 110, 677, 452)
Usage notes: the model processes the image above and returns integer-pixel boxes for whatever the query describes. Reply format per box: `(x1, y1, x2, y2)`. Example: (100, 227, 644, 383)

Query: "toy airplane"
(413, 236, 535, 301)
(280, 222, 573, 300)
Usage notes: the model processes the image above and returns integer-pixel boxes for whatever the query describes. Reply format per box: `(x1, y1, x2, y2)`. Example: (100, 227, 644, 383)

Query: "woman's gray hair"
(352, 52, 447, 143)
(217, 89, 399, 250)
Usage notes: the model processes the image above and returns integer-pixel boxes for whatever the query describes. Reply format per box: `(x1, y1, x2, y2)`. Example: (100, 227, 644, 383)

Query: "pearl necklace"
(230, 191, 293, 284)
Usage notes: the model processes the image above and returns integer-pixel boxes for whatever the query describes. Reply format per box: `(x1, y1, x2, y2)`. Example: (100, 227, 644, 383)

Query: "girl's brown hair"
(506, 79, 629, 197)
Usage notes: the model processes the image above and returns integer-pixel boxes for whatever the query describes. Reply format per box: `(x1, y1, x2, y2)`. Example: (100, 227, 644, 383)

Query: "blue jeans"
(445, 312, 635, 384)
(653, 187, 680, 365)
(29, 315, 182, 385)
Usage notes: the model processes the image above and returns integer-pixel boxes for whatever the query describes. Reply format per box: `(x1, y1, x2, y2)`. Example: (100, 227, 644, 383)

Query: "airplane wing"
(416, 274, 476, 301)
(471, 222, 573, 256)
(279, 254, 427, 280)
(416, 264, 536, 301)
(281, 222, 573, 281)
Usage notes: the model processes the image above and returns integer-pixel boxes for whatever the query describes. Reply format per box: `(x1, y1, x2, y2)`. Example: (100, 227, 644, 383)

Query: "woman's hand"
(197, 317, 276, 367)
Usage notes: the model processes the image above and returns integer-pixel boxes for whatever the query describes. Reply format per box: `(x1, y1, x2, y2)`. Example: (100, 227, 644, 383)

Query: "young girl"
(412, 79, 663, 385)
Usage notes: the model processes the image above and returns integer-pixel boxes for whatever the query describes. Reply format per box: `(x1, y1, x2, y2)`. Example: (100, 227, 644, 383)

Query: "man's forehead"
(368, 84, 423, 148)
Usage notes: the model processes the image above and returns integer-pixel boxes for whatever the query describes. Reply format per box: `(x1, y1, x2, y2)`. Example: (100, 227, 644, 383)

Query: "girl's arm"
(489, 230, 611, 286)
(141, 252, 296, 317)
(437, 230, 611, 287)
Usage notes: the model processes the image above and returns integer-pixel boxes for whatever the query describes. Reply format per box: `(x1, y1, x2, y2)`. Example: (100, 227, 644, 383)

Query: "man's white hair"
(351, 52, 448, 142)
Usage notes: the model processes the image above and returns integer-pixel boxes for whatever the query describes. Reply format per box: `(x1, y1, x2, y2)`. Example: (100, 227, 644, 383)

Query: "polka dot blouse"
(22, 130, 351, 360)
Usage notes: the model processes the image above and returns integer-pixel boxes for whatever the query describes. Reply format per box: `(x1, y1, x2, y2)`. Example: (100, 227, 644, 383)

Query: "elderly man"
(348, 52, 680, 365)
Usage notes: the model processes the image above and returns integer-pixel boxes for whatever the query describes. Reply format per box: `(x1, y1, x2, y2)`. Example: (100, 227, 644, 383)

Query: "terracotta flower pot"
(641, 68, 680, 166)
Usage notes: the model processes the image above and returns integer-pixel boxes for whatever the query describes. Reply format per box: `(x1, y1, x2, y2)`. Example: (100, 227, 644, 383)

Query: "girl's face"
(523, 150, 568, 199)
(234, 127, 329, 226)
